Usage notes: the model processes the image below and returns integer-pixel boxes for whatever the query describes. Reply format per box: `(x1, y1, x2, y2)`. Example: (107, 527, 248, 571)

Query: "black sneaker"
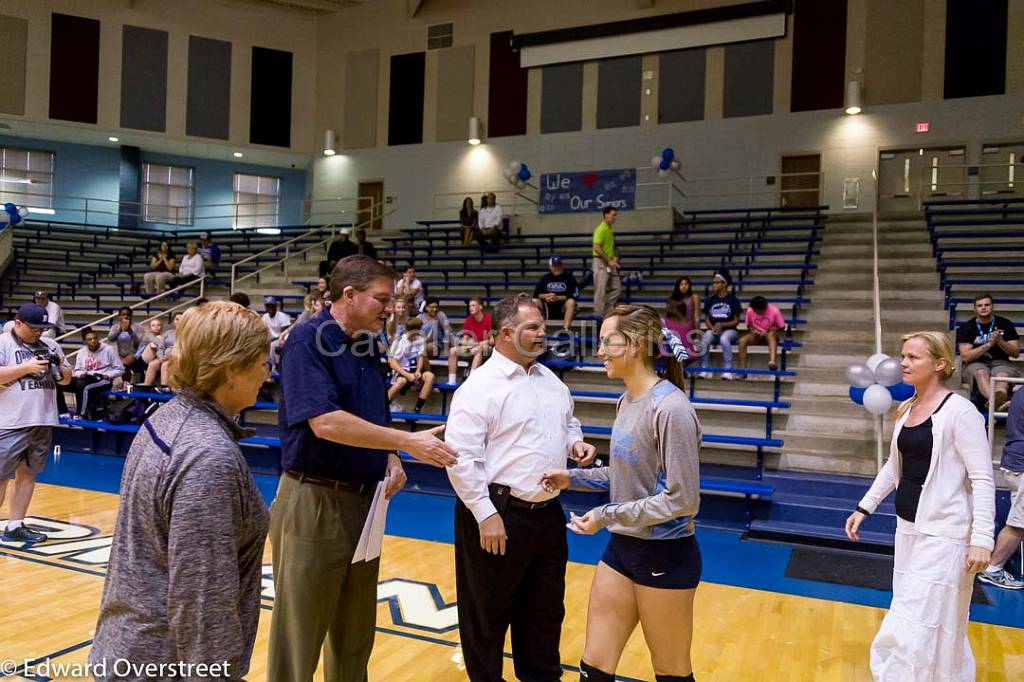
(2, 525, 48, 544)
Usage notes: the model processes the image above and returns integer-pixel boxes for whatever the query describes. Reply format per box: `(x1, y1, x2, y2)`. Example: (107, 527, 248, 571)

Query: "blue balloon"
(3, 203, 16, 214)
(517, 165, 531, 181)
(849, 386, 866, 405)
(662, 147, 674, 162)
(9, 214, 21, 224)
(888, 383, 915, 401)
(659, 159, 671, 171)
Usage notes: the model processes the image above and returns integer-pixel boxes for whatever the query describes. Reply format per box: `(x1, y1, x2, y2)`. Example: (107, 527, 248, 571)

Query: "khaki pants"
(267, 474, 380, 682)
(592, 259, 622, 318)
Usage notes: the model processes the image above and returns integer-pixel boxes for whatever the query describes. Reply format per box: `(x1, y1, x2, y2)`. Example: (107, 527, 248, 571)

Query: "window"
(0, 146, 55, 210)
(143, 163, 194, 225)
(233, 173, 281, 229)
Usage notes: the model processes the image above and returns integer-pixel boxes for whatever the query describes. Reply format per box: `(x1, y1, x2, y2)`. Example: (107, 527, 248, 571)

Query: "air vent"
(427, 23, 453, 50)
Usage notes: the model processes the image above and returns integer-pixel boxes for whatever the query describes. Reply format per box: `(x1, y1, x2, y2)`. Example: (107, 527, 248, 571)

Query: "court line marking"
(1, 550, 647, 682)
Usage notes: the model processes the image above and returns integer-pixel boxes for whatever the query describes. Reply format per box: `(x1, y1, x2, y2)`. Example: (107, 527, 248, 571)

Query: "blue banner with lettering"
(538, 168, 636, 214)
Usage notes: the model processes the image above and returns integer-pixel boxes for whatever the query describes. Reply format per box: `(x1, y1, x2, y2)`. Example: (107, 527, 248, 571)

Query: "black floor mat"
(785, 547, 992, 606)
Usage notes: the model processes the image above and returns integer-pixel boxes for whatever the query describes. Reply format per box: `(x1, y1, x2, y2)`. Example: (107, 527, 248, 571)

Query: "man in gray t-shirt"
(0, 304, 71, 544)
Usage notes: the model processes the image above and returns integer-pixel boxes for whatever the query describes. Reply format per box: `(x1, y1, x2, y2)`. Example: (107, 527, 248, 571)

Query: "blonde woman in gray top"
(542, 304, 701, 682)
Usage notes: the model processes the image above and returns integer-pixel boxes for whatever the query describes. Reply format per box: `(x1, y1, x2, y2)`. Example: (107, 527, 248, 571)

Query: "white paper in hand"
(352, 475, 390, 564)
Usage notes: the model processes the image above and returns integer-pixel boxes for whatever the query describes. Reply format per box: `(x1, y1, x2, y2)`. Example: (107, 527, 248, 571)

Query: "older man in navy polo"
(268, 255, 458, 682)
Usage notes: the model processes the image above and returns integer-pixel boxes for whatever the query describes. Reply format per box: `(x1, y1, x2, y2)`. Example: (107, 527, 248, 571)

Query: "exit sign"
(916, 122, 930, 133)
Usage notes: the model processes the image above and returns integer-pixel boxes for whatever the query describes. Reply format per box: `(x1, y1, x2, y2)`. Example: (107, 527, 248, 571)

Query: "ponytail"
(659, 326, 688, 390)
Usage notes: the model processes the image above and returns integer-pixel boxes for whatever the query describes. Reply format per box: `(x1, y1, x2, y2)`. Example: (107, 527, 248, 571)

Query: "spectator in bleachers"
(229, 291, 251, 309)
(478, 192, 503, 248)
(139, 317, 172, 388)
(533, 256, 579, 331)
(296, 290, 325, 325)
(199, 232, 221, 275)
(386, 296, 412, 346)
(66, 328, 124, 418)
(664, 276, 700, 359)
(698, 270, 742, 380)
(395, 263, 425, 311)
(315, 275, 332, 305)
(447, 297, 493, 385)
(107, 306, 144, 377)
(173, 242, 205, 289)
(355, 228, 378, 260)
(978, 388, 1024, 589)
(33, 291, 66, 339)
(320, 227, 358, 277)
(144, 240, 177, 295)
(956, 294, 1020, 412)
(261, 296, 292, 342)
(460, 196, 479, 246)
(387, 317, 435, 414)
(592, 206, 622, 319)
(737, 295, 786, 375)
(419, 296, 451, 360)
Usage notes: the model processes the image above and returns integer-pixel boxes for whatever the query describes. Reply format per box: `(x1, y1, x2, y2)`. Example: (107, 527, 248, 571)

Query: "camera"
(32, 348, 64, 382)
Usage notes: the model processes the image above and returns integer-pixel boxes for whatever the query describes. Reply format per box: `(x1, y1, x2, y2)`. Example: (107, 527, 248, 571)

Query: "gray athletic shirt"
(569, 380, 701, 539)
(89, 390, 269, 681)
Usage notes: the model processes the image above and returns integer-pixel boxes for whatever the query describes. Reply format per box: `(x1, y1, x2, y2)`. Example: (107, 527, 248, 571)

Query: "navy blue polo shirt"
(278, 306, 391, 484)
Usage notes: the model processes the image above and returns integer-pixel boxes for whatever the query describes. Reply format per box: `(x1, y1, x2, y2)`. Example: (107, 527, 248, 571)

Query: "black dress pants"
(455, 496, 568, 682)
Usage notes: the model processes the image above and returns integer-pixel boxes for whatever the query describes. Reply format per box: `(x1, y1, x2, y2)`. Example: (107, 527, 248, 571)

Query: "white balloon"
(517, 179, 527, 189)
(866, 353, 889, 372)
(508, 161, 522, 175)
(671, 159, 681, 170)
(874, 357, 903, 386)
(863, 384, 893, 415)
(651, 155, 662, 168)
(17, 207, 27, 217)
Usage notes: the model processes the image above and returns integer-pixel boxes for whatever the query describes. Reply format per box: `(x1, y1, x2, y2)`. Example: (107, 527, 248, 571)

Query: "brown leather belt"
(285, 469, 373, 494)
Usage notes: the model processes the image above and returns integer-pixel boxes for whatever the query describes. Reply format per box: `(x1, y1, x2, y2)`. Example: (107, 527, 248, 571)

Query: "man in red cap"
(0, 304, 71, 543)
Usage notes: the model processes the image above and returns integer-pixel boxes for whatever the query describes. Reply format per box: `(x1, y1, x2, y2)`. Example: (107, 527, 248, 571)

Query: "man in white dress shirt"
(446, 294, 596, 682)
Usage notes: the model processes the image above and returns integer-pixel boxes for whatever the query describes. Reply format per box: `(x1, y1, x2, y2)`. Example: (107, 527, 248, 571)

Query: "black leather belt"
(489, 482, 555, 510)
(285, 470, 373, 494)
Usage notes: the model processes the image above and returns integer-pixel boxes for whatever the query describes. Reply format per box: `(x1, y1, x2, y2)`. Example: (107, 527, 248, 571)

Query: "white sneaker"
(698, 372, 714, 380)
(390, 401, 403, 413)
(721, 372, 737, 381)
(977, 568, 1024, 590)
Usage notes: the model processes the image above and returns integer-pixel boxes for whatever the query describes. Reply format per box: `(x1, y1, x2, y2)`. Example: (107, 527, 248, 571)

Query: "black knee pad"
(655, 675, 695, 682)
(578, 660, 615, 682)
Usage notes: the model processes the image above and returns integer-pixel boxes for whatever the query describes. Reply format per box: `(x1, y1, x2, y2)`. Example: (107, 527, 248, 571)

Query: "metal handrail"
(0, 189, 373, 229)
(231, 223, 341, 294)
(229, 204, 395, 293)
(55, 276, 207, 360)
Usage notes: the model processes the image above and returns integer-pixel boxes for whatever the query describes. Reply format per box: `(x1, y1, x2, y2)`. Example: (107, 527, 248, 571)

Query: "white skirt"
(870, 518, 975, 682)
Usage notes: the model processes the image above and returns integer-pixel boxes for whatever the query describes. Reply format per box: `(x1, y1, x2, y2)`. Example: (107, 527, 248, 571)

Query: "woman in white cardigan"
(846, 331, 994, 682)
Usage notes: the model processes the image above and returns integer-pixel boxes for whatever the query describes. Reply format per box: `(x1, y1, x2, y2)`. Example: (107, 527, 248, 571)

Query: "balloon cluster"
(845, 353, 915, 415)
(650, 148, 681, 177)
(1, 203, 26, 225)
(504, 161, 531, 189)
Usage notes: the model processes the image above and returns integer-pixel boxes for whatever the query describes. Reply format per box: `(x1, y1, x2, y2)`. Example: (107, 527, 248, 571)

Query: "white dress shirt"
(445, 349, 584, 523)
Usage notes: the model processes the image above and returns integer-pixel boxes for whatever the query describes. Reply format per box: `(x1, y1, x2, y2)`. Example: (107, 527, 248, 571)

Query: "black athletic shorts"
(601, 531, 702, 589)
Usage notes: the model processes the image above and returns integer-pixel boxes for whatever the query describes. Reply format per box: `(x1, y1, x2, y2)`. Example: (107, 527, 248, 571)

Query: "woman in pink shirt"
(738, 296, 786, 375)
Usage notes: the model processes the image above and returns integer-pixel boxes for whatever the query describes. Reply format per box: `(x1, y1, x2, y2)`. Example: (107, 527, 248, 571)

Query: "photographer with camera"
(0, 304, 71, 543)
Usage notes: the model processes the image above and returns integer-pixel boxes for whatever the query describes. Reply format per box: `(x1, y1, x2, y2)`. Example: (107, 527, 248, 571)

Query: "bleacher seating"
(6, 205, 825, 529)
